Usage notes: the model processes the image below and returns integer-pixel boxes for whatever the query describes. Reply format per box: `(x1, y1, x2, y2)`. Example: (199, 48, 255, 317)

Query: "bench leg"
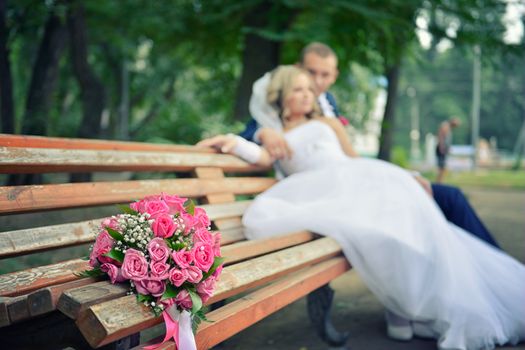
(307, 284, 350, 347)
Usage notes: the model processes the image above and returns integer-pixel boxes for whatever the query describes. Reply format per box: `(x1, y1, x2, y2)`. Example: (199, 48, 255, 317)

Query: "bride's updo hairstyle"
(267, 65, 321, 123)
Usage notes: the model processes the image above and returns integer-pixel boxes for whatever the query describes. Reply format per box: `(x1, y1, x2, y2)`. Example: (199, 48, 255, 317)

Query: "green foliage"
(104, 248, 125, 263)
(4, 0, 522, 153)
(391, 146, 410, 168)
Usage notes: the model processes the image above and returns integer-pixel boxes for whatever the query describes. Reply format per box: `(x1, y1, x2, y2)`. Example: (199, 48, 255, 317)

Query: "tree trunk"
(377, 63, 401, 161)
(232, 1, 295, 122)
(7, 8, 67, 185)
(0, 0, 15, 134)
(67, 1, 105, 139)
(21, 11, 67, 135)
(67, 0, 106, 182)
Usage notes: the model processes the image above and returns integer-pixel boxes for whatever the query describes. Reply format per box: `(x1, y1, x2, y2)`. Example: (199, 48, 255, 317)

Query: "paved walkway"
(219, 187, 525, 350)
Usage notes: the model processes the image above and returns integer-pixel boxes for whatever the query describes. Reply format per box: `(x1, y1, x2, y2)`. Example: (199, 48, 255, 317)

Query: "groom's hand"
(259, 128, 292, 160)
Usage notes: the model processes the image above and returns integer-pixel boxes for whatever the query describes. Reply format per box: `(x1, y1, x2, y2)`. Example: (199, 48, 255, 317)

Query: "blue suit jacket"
(239, 92, 340, 142)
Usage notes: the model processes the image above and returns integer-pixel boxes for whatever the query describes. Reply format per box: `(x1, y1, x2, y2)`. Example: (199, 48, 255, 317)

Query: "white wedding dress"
(242, 120, 525, 350)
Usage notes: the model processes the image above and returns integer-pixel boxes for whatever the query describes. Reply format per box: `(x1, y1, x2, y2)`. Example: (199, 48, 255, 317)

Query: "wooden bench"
(0, 133, 351, 349)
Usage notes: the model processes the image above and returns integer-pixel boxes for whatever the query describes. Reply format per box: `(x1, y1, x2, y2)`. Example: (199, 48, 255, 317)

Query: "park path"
(219, 187, 525, 350)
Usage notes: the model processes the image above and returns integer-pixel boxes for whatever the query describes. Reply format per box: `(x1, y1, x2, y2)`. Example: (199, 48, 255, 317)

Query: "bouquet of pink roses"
(84, 193, 223, 350)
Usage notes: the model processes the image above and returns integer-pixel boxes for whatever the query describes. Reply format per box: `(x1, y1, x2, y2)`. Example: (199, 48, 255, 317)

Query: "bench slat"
(0, 278, 99, 327)
(0, 133, 214, 153)
(0, 201, 250, 258)
(57, 281, 130, 320)
(221, 231, 314, 264)
(0, 178, 274, 214)
(140, 257, 350, 350)
(75, 237, 342, 347)
(0, 259, 89, 297)
(0, 147, 263, 174)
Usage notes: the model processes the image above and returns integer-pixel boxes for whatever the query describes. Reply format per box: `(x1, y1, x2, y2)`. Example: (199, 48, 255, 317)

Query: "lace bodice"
(278, 120, 348, 176)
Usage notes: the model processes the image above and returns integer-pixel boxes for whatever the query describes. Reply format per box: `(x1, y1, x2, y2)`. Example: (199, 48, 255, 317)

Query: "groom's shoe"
(385, 310, 413, 341)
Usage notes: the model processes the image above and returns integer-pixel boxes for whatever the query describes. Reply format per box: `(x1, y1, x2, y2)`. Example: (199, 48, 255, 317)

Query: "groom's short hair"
(300, 42, 337, 63)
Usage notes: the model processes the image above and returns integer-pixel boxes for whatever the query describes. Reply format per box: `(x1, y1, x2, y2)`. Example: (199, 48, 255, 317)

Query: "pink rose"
(101, 217, 119, 231)
(150, 260, 170, 280)
(174, 289, 193, 310)
(89, 230, 115, 267)
(143, 200, 170, 219)
(161, 193, 187, 215)
(169, 268, 188, 287)
(159, 297, 175, 309)
(134, 277, 166, 297)
(147, 238, 170, 262)
(172, 249, 193, 269)
(212, 264, 223, 279)
(193, 207, 211, 229)
(212, 232, 221, 257)
(101, 263, 126, 284)
(180, 212, 197, 235)
(193, 242, 214, 272)
(185, 265, 203, 284)
(193, 227, 213, 245)
(121, 249, 148, 280)
(197, 276, 217, 303)
(130, 198, 169, 218)
(151, 214, 176, 238)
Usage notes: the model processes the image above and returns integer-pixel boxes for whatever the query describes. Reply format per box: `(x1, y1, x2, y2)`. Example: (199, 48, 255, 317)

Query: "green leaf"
(188, 289, 202, 314)
(202, 256, 225, 280)
(118, 204, 139, 215)
(75, 267, 104, 278)
(104, 248, 125, 263)
(161, 283, 179, 300)
(137, 293, 153, 303)
(106, 227, 124, 241)
(184, 199, 195, 215)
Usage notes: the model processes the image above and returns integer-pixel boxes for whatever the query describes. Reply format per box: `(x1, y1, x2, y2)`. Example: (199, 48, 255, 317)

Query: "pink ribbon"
(143, 307, 196, 350)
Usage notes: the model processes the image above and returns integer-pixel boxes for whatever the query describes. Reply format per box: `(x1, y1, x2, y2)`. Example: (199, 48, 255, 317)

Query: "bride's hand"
(196, 134, 238, 154)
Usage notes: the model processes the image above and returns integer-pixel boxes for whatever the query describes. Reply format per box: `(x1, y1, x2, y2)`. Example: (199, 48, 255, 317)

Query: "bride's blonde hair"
(266, 65, 321, 123)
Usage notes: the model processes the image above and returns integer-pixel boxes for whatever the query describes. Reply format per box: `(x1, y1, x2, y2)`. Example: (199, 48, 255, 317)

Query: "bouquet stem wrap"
(144, 306, 196, 350)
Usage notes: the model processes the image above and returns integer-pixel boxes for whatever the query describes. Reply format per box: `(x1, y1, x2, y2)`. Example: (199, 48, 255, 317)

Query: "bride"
(197, 65, 525, 350)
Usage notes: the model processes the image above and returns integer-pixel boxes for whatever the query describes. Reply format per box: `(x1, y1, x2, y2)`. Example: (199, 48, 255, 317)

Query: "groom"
(240, 42, 500, 249)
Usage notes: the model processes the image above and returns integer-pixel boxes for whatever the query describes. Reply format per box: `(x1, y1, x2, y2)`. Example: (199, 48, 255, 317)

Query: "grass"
(421, 169, 525, 189)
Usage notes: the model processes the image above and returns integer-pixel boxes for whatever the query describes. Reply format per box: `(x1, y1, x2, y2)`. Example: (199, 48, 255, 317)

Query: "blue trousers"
(431, 184, 500, 248)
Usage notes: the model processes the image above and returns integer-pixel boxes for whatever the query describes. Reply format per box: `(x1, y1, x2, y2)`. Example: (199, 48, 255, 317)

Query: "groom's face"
(301, 52, 339, 96)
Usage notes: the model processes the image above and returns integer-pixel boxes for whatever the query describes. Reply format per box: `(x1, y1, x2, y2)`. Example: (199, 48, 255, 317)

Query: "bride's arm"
(316, 117, 359, 157)
(196, 134, 274, 166)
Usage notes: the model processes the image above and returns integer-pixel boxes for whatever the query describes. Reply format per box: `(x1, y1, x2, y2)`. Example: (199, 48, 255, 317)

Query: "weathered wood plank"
(0, 147, 266, 174)
(6, 295, 29, 324)
(139, 257, 350, 350)
(218, 226, 245, 245)
(221, 231, 314, 264)
(0, 201, 249, 258)
(0, 133, 214, 153)
(75, 237, 342, 347)
(0, 178, 274, 214)
(213, 217, 243, 231)
(0, 259, 89, 297)
(57, 281, 129, 320)
(27, 278, 98, 317)
(0, 220, 98, 258)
